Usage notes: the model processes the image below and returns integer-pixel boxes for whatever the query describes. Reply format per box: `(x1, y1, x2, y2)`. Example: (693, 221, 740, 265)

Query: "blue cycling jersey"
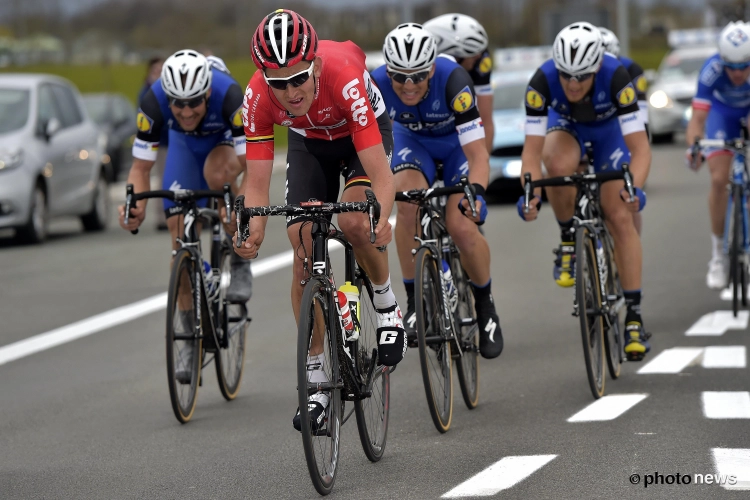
(694, 53, 750, 111)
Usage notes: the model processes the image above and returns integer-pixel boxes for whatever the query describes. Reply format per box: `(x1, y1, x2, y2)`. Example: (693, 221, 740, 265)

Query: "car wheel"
(15, 183, 48, 244)
(651, 132, 674, 144)
(81, 173, 109, 232)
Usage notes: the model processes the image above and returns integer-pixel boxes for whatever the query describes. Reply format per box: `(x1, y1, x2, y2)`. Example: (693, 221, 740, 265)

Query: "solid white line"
(712, 448, 750, 490)
(567, 394, 648, 422)
(702, 392, 750, 419)
(702, 346, 747, 368)
(637, 347, 704, 374)
(685, 311, 749, 336)
(0, 216, 397, 367)
(442, 455, 557, 498)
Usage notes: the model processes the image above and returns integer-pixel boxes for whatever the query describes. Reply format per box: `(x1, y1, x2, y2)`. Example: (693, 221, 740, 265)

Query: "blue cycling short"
(547, 108, 630, 172)
(162, 129, 233, 215)
(390, 122, 468, 187)
(704, 104, 749, 159)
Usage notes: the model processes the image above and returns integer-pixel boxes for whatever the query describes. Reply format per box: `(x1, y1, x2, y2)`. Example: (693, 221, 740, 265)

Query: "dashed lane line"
(441, 455, 557, 498)
(567, 394, 648, 422)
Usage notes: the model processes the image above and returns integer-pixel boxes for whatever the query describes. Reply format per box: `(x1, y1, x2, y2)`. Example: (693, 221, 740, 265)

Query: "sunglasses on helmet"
(387, 69, 431, 85)
(263, 61, 315, 91)
(723, 60, 750, 70)
(169, 95, 206, 109)
(559, 71, 595, 82)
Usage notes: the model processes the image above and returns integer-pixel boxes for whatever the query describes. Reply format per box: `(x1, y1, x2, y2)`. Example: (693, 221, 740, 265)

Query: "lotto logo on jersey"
(136, 111, 153, 133)
(451, 86, 474, 112)
(478, 56, 492, 75)
(617, 84, 636, 107)
(343, 78, 369, 126)
(635, 75, 648, 93)
(727, 28, 749, 47)
(526, 88, 546, 110)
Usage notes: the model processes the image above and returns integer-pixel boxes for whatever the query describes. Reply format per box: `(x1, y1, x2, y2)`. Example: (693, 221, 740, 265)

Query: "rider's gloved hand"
(517, 195, 542, 221)
(458, 183, 488, 225)
(685, 146, 703, 171)
(620, 186, 647, 212)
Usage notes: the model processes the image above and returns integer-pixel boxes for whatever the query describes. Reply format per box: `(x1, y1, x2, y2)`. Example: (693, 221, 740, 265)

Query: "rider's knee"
(203, 162, 229, 188)
(446, 210, 480, 248)
(337, 213, 368, 247)
(606, 206, 636, 237)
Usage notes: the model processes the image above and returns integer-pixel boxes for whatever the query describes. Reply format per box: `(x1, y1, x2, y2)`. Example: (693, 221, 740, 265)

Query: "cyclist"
(518, 22, 652, 361)
(371, 23, 503, 360)
(686, 21, 750, 290)
(423, 13, 495, 153)
(236, 10, 405, 431)
(118, 49, 253, 380)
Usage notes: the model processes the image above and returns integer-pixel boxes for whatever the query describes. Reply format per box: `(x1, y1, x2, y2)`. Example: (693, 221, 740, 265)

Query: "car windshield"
(0, 88, 30, 134)
(659, 56, 709, 79)
(493, 81, 527, 110)
(82, 96, 109, 125)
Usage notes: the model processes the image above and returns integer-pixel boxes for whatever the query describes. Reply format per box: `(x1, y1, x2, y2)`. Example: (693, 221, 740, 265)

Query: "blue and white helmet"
(719, 21, 750, 64)
(552, 22, 604, 76)
(599, 27, 620, 57)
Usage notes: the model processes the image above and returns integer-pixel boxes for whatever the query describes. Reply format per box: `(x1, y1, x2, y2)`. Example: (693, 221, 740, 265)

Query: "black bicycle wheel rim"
(353, 275, 390, 462)
(732, 185, 741, 317)
(215, 245, 247, 400)
(452, 252, 479, 410)
(297, 278, 340, 496)
(415, 246, 453, 433)
(601, 234, 622, 380)
(166, 248, 202, 423)
(575, 228, 605, 399)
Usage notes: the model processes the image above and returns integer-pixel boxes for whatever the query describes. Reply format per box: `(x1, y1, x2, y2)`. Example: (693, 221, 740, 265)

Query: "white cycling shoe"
(706, 257, 728, 290)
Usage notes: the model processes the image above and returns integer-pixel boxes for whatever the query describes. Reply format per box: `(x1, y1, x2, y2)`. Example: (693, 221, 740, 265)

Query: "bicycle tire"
(353, 274, 390, 463)
(575, 227, 606, 399)
(415, 246, 453, 433)
(297, 277, 341, 496)
(731, 184, 741, 317)
(165, 248, 202, 423)
(215, 244, 247, 401)
(602, 233, 623, 380)
(452, 251, 479, 410)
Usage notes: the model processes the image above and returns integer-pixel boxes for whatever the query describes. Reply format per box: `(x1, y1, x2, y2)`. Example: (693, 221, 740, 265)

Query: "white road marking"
(720, 287, 732, 301)
(567, 394, 648, 422)
(712, 448, 750, 490)
(702, 346, 746, 368)
(441, 455, 557, 498)
(637, 347, 704, 374)
(685, 311, 749, 336)
(0, 216, 396, 367)
(702, 392, 750, 419)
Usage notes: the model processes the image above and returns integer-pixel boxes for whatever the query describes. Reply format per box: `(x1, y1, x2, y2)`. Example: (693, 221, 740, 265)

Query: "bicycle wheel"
(353, 274, 390, 462)
(575, 228, 606, 399)
(166, 248, 202, 423)
(297, 277, 341, 496)
(215, 244, 247, 401)
(601, 234, 623, 380)
(452, 252, 479, 410)
(730, 184, 741, 317)
(415, 246, 453, 433)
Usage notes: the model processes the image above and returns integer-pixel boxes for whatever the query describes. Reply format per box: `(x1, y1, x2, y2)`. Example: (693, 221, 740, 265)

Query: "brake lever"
(365, 189, 380, 245)
(223, 183, 232, 225)
(125, 184, 138, 235)
(234, 195, 246, 248)
(460, 175, 478, 218)
(523, 173, 532, 214)
(622, 163, 635, 203)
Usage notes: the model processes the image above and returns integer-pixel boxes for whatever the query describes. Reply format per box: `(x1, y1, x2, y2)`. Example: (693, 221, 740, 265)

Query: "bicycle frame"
(723, 150, 750, 257)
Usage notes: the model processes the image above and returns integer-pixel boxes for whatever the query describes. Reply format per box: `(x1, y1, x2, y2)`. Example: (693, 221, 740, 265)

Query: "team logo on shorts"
(451, 86, 474, 112)
(617, 84, 636, 107)
(478, 56, 492, 75)
(635, 75, 648, 93)
(525, 88, 545, 110)
(136, 111, 153, 133)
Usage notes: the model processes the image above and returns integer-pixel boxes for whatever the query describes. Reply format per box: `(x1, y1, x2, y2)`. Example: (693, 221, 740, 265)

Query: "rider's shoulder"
(698, 53, 723, 86)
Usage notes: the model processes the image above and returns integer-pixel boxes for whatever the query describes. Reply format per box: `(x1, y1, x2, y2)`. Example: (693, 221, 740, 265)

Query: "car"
(0, 74, 109, 243)
(647, 31, 718, 143)
(81, 92, 137, 182)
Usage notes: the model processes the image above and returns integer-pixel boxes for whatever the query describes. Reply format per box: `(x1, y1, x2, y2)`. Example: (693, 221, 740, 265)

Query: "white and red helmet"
(251, 9, 318, 70)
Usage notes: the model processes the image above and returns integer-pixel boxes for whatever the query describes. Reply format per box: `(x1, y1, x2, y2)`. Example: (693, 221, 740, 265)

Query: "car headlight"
(504, 160, 522, 177)
(649, 90, 672, 109)
(0, 147, 24, 171)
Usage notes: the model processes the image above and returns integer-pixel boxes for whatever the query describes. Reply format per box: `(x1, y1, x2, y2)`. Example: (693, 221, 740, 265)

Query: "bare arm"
(520, 134, 545, 196)
(462, 138, 490, 188)
(686, 107, 709, 146)
(126, 158, 155, 208)
(357, 143, 395, 224)
(623, 131, 651, 189)
(235, 158, 273, 258)
(477, 94, 494, 154)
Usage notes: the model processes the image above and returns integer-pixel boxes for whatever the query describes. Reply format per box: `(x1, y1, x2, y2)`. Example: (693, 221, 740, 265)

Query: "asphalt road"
(2, 143, 750, 499)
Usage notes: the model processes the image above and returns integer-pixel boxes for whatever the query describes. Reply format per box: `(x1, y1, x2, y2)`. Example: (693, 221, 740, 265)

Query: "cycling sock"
(624, 289, 642, 325)
(558, 218, 574, 242)
(711, 233, 722, 262)
(472, 279, 494, 309)
(372, 275, 396, 309)
(404, 279, 415, 310)
(306, 353, 328, 385)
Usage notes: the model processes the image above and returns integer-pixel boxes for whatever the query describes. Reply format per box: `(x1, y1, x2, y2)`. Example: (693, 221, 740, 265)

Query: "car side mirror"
(44, 117, 61, 141)
(644, 69, 657, 85)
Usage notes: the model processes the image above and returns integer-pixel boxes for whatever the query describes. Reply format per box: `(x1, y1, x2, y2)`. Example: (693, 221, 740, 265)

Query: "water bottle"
(441, 259, 458, 313)
(338, 281, 360, 341)
(336, 292, 355, 338)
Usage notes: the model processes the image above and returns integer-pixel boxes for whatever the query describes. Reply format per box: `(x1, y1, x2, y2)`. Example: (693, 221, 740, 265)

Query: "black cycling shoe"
(292, 392, 329, 432)
(404, 304, 418, 348)
(477, 304, 503, 359)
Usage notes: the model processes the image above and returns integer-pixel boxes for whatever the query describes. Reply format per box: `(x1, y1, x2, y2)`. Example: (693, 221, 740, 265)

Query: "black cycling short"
(285, 112, 393, 227)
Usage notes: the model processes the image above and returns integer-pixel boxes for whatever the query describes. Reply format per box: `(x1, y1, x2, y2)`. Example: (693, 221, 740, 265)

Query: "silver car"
(0, 74, 109, 243)
(647, 45, 716, 143)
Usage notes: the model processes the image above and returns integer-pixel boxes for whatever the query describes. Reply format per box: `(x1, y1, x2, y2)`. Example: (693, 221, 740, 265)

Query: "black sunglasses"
(559, 71, 595, 82)
(263, 62, 315, 91)
(387, 69, 431, 85)
(170, 95, 206, 109)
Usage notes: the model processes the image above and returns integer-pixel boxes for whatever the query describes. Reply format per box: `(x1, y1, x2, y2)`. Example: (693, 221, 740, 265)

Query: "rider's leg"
(706, 152, 732, 289)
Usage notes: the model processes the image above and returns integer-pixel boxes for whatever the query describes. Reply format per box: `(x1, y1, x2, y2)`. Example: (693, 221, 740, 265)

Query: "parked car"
(0, 74, 109, 243)
(82, 92, 136, 181)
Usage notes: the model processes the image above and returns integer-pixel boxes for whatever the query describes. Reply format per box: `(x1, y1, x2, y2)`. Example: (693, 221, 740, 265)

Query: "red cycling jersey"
(243, 40, 387, 161)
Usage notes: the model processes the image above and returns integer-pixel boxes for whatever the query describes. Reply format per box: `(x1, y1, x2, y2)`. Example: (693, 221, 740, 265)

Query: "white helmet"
(383, 23, 438, 71)
(161, 49, 212, 99)
(553, 22, 604, 76)
(719, 21, 750, 64)
(599, 27, 620, 57)
(423, 13, 489, 59)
